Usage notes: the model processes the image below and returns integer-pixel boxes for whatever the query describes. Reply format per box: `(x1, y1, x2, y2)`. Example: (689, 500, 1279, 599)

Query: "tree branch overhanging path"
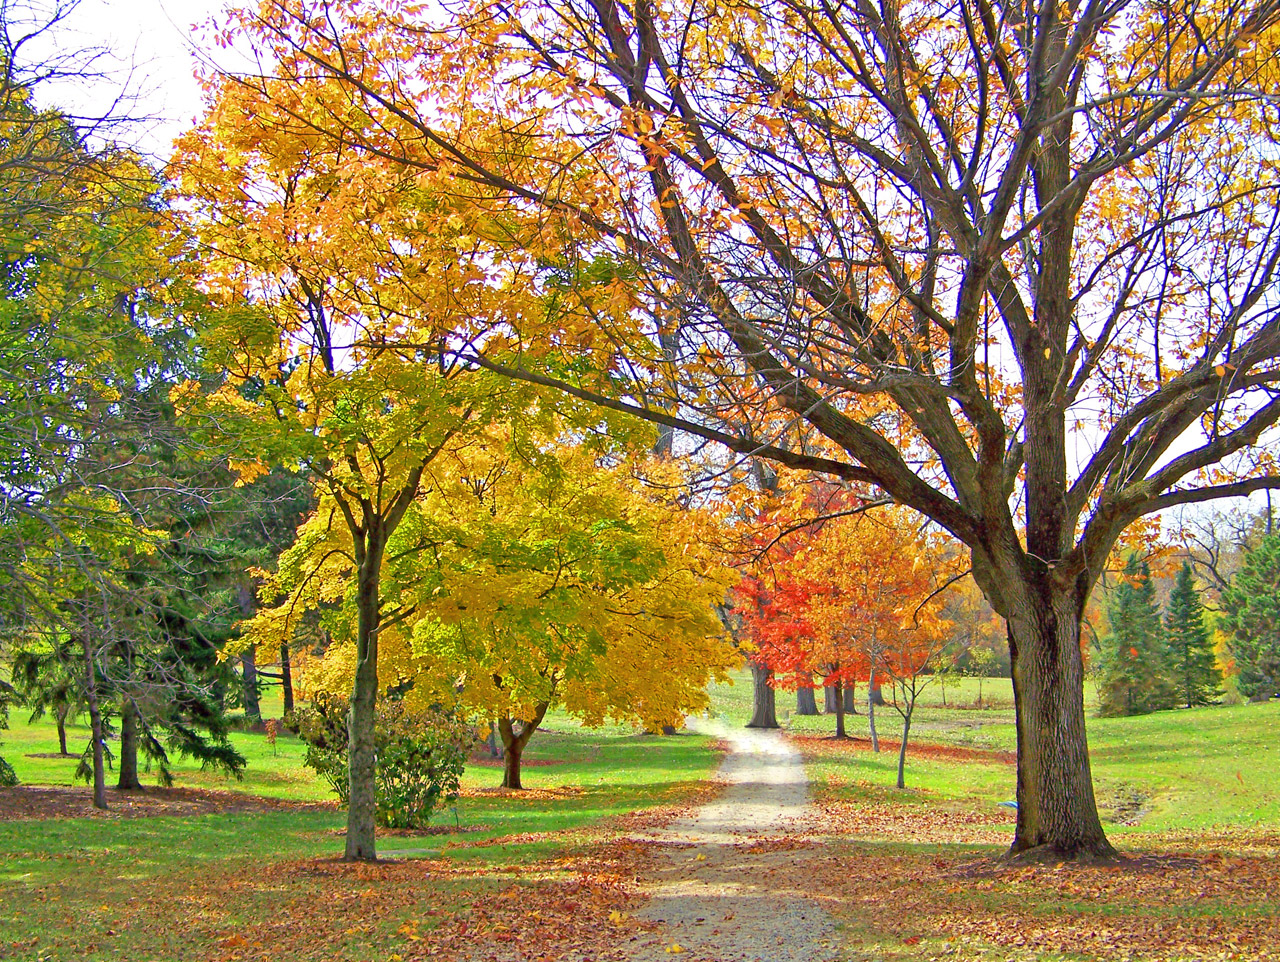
(203, 0, 1280, 858)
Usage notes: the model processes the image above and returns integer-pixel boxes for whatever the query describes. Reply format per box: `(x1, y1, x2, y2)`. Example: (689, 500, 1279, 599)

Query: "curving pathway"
(623, 719, 839, 962)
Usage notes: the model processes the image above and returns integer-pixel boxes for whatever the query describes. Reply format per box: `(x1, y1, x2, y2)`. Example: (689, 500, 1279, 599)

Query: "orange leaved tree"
(210, 0, 1280, 858)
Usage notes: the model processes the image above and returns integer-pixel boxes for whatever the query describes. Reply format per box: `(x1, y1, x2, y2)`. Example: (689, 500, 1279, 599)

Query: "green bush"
(295, 693, 475, 828)
(0, 756, 17, 788)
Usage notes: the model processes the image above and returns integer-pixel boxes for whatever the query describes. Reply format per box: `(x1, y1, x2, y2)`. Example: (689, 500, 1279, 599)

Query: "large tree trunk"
(745, 658, 779, 729)
(117, 698, 142, 791)
(498, 703, 549, 790)
(796, 686, 819, 715)
(1006, 594, 1114, 858)
(344, 532, 384, 862)
(843, 684, 858, 715)
(80, 637, 108, 811)
(280, 642, 294, 715)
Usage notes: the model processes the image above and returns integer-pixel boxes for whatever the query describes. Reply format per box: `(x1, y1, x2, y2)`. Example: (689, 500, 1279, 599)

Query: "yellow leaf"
(666, 944, 686, 954)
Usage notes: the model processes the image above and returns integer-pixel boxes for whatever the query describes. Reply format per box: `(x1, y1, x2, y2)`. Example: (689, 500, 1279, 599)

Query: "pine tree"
(1164, 563, 1221, 708)
(1220, 535, 1280, 701)
(1098, 557, 1177, 716)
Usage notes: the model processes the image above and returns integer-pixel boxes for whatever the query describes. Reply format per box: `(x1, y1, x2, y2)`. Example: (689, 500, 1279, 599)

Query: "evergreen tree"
(1164, 563, 1221, 708)
(1220, 534, 1280, 701)
(1098, 557, 1177, 716)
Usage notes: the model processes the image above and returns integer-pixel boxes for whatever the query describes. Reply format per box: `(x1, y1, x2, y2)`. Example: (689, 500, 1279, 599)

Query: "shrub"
(295, 693, 475, 828)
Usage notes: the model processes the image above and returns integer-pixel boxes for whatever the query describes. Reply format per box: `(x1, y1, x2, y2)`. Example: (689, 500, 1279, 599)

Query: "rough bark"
(80, 637, 107, 810)
(344, 527, 384, 862)
(796, 686, 818, 715)
(498, 703, 549, 790)
(745, 659, 779, 729)
(843, 685, 857, 715)
(1006, 590, 1115, 859)
(117, 698, 142, 791)
(823, 684, 839, 713)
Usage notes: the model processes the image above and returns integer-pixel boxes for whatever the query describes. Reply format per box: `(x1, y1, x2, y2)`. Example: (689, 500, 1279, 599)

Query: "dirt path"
(623, 719, 839, 962)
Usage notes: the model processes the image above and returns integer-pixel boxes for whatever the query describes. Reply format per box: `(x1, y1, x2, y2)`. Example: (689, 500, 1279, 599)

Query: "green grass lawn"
(0, 698, 721, 961)
(709, 668, 1280, 836)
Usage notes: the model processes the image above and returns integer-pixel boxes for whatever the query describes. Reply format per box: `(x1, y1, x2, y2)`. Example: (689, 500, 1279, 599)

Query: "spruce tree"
(1164, 563, 1221, 708)
(1098, 557, 1177, 716)
(1221, 534, 1280, 701)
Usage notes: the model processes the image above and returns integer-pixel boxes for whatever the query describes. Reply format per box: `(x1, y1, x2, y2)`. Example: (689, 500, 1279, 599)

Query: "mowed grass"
(705, 670, 1280, 962)
(710, 669, 1280, 835)
(0, 694, 721, 962)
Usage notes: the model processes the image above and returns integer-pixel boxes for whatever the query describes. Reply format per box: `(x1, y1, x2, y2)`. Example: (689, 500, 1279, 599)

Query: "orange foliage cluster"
(734, 488, 960, 693)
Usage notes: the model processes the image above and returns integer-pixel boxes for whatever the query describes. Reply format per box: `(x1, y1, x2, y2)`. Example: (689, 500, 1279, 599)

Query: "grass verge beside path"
(705, 670, 1280, 960)
(0, 718, 721, 962)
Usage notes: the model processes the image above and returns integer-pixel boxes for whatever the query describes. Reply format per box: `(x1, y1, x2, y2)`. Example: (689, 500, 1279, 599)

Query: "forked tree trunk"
(345, 531, 384, 862)
(745, 659, 779, 729)
(80, 637, 108, 810)
(498, 703, 549, 790)
(1007, 593, 1114, 858)
(796, 686, 818, 715)
(117, 698, 142, 791)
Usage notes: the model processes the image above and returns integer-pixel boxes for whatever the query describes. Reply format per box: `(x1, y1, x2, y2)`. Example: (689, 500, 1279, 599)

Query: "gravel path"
(623, 719, 839, 962)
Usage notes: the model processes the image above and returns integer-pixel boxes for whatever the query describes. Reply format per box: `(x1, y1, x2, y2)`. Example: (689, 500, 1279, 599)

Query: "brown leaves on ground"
(811, 796, 1015, 847)
(190, 838, 661, 962)
(790, 732, 1017, 765)
(784, 798, 1280, 960)
(0, 785, 335, 820)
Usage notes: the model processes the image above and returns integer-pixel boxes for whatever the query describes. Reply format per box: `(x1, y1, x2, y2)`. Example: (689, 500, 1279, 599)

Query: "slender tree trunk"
(498, 703, 549, 790)
(345, 532, 384, 862)
(81, 637, 108, 810)
(896, 704, 912, 789)
(796, 686, 818, 715)
(833, 678, 846, 738)
(868, 655, 879, 752)
(745, 658, 779, 729)
(56, 704, 69, 756)
(280, 642, 294, 715)
(1007, 593, 1114, 858)
(117, 698, 142, 791)
(236, 582, 261, 722)
(241, 645, 261, 722)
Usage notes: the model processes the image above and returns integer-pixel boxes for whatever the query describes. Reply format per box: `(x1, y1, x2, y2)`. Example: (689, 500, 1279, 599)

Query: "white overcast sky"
(22, 0, 232, 160)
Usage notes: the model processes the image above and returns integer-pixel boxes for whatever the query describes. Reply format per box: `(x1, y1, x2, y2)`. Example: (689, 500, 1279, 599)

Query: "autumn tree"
(1164, 563, 1221, 708)
(260, 425, 735, 790)
(209, 0, 1280, 857)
